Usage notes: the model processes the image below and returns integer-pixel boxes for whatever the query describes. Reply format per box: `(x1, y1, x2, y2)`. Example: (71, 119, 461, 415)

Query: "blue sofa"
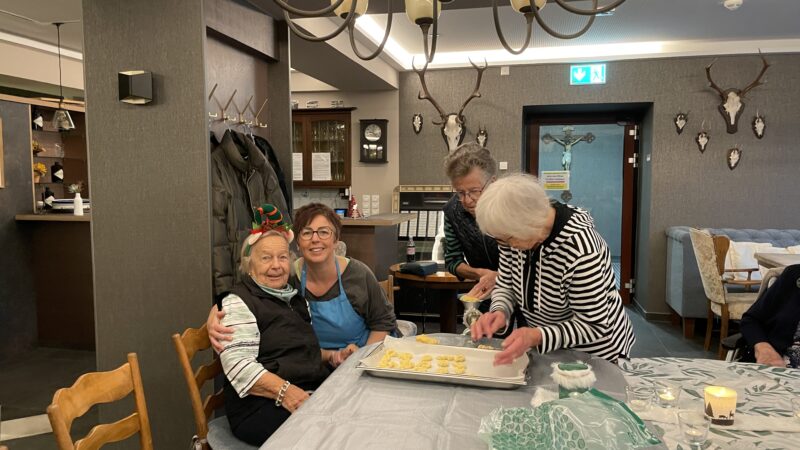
(665, 227, 800, 337)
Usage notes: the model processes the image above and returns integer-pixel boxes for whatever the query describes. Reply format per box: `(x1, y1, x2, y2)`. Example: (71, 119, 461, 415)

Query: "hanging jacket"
(253, 135, 292, 213)
(211, 130, 291, 296)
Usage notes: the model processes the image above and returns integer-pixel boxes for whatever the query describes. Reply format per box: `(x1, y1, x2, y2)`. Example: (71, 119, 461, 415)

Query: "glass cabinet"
(292, 108, 355, 188)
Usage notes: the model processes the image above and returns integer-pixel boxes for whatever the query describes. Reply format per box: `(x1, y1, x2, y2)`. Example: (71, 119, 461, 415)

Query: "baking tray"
(356, 336, 527, 389)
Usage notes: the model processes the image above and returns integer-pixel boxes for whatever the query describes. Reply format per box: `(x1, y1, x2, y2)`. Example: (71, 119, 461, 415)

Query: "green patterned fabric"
(622, 357, 800, 449)
(478, 389, 661, 450)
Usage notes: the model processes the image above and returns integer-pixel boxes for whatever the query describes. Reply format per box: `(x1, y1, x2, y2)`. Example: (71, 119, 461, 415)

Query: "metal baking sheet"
(357, 336, 527, 389)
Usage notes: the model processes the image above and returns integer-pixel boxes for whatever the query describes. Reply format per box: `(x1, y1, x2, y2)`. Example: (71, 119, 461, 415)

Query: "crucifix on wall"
(541, 126, 595, 170)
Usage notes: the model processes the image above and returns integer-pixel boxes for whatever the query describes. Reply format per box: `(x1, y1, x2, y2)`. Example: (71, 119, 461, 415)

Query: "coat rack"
(207, 83, 268, 129)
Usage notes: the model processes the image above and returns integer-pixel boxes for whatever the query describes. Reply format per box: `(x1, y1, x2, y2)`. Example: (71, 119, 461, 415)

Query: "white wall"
(0, 41, 83, 90)
(291, 90, 400, 215)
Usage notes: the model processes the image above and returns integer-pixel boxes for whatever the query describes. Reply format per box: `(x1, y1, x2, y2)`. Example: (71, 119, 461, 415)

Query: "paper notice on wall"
(417, 211, 429, 239)
(362, 194, 371, 209)
(311, 153, 332, 181)
(399, 211, 409, 237)
(541, 171, 570, 190)
(427, 211, 439, 237)
(293, 153, 303, 181)
(408, 214, 419, 238)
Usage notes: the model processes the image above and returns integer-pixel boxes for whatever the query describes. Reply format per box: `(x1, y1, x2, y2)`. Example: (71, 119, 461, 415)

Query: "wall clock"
(359, 119, 388, 163)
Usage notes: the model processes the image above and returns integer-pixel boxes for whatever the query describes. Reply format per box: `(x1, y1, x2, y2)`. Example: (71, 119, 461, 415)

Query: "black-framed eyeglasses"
(298, 227, 334, 241)
(455, 179, 491, 202)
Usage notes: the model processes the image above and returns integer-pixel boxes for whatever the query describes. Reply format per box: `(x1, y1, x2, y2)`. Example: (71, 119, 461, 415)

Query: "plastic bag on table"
(478, 389, 661, 450)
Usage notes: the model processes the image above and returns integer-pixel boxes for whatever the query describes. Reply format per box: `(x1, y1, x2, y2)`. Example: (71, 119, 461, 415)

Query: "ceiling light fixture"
(52, 22, 75, 131)
(277, 0, 627, 63)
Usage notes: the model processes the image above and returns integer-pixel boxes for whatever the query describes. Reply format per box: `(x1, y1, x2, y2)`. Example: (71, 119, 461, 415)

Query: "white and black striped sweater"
(489, 205, 635, 362)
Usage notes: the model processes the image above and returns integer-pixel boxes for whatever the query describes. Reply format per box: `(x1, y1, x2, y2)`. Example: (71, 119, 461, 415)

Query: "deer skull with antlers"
(414, 58, 488, 151)
(706, 53, 770, 134)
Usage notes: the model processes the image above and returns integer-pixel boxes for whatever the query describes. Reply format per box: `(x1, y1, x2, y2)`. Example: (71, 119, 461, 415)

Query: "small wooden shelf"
(15, 213, 91, 222)
(33, 155, 64, 159)
(35, 181, 64, 185)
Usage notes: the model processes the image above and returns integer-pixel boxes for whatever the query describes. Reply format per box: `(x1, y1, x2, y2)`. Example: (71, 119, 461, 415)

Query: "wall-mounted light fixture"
(118, 70, 153, 105)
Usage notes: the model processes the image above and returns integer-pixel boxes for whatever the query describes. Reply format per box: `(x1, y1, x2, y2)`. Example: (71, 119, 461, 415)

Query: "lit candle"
(704, 386, 737, 425)
(659, 392, 676, 401)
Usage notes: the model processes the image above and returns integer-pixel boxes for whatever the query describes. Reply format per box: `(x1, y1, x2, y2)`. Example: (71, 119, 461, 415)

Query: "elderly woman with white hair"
(218, 204, 357, 445)
(470, 173, 635, 364)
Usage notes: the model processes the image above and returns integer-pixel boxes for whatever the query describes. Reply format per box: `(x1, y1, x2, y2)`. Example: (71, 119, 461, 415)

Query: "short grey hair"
(444, 142, 497, 182)
(475, 173, 552, 241)
(239, 230, 291, 275)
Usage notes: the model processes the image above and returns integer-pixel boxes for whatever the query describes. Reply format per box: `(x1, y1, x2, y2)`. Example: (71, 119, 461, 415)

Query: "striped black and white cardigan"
(489, 205, 635, 362)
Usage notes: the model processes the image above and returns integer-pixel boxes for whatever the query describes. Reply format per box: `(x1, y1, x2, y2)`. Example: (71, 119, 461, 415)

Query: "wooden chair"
(172, 324, 257, 450)
(689, 229, 760, 359)
(47, 353, 153, 450)
(379, 275, 417, 337)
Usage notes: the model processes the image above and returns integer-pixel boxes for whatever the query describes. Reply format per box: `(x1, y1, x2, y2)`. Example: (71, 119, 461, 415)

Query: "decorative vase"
(43, 187, 55, 210)
(34, 173, 41, 183)
(73, 192, 84, 216)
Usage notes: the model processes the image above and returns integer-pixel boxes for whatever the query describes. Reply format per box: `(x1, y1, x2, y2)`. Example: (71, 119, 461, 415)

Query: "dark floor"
(1, 305, 715, 449)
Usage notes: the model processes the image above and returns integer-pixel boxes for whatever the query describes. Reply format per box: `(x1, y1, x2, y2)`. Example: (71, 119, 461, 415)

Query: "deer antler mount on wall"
(705, 52, 770, 134)
(414, 58, 489, 151)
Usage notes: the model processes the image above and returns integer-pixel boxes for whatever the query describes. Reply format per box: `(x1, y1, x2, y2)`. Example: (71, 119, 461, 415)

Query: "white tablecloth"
(621, 357, 800, 449)
(262, 339, 627, 449)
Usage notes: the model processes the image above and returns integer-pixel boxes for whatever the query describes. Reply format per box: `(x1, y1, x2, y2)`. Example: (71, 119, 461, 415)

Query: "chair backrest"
(757, 266, 787, 298)
(690, 228, 730, 305)
(172, 323, 224, 448)
(378, 275, 394, 305)
(47, 353, 152, 450)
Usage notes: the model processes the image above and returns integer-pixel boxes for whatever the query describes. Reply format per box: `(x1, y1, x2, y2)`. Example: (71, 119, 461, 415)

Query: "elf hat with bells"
(244, 204, 294, 256)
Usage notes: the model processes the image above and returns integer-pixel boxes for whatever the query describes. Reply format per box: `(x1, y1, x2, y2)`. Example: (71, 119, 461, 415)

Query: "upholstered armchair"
(689, 228, 760, 359)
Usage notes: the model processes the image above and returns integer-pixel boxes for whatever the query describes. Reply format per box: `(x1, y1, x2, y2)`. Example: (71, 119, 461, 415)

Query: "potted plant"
(67, 181, 84, 216)
(33, 162, 47, 183)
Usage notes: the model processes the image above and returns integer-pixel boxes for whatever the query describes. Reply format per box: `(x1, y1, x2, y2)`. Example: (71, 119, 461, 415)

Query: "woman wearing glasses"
(290, 203, 396, 349)
(442, 143, 500, 301)
(209, 203, 396, 351)
(470, 173, 635, 364)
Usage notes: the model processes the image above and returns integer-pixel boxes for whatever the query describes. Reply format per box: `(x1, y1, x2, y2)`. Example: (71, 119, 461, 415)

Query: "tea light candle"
(704, 386, 737, 425)
(659, 392, 676, 401)
(654, 383, 680, 408)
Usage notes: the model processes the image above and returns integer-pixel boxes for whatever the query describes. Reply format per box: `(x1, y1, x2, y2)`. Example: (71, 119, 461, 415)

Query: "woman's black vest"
(224, 277, 330, 425)
(443, 196, 499, 271)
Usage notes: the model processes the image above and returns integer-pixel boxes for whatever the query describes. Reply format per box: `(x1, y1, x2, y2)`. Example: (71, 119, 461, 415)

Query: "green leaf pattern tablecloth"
(621, 357, 800, 450)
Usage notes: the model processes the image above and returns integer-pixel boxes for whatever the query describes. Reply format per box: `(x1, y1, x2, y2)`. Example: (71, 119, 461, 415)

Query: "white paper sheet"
(292, 153, 303, 181)
(408, 213, 419, 238)
(399, 211, 409, 237)
(311, 153, 332, 181)
(417, 211, 429, 239)
(427, 211, 439, 237)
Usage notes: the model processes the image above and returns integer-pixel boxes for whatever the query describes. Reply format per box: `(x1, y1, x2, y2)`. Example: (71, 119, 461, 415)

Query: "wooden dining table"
(389, 263, 476, 333)
(754, 252, 800, 269)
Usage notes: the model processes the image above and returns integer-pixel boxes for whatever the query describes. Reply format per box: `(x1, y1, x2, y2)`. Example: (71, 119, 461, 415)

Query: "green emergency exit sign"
(570, 64, 606, 85)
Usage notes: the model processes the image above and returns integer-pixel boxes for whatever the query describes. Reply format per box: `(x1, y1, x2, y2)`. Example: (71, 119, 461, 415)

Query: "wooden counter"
(339, 213, 416, 281)
(14, 213, 94, 349)
(15, 213, 91, 222)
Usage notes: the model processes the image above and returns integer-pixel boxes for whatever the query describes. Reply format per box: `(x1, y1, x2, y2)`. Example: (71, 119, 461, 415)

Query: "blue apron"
(301, 258, 370, 349)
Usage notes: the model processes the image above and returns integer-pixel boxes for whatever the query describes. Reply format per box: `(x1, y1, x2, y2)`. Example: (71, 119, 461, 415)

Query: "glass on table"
(625, 384, 653, 412)
(678, 411, 710, 448)
(654, 382, 681, 408)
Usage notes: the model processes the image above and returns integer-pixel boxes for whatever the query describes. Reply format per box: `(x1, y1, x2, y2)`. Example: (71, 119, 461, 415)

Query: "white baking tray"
(357, 336, 528, 389)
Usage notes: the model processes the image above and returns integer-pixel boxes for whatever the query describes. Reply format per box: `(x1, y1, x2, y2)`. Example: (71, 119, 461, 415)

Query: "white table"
(754, 252, 800, 269)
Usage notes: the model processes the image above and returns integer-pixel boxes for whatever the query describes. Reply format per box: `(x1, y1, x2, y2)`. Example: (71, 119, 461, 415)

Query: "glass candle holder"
(704, 386, 737, 425)
(654, 382, 681, 408)
(678, 411, 710, 448)
(626, 384, 653, 412)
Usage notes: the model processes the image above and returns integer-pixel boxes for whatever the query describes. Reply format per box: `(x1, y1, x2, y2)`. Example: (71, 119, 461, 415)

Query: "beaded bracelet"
(275, 380, 291, 407)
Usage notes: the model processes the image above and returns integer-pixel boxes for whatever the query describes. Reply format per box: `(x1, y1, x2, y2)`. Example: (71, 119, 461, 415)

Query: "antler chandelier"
(277, 0, 627, 63)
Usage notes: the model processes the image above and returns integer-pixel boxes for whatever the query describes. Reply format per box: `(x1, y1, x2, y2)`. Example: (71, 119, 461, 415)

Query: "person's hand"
(470, 310, 507, 341)
(754, 342, 786, 367)
(330, 344, 359, 368)
(465, 270, 497, 300)
(494, 327, 541, 366)
(207, 305, 234, 353)
(280, 384, 310, 413)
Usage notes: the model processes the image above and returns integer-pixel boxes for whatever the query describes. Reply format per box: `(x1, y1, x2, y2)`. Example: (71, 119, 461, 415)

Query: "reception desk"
(340, 213, 416, 281)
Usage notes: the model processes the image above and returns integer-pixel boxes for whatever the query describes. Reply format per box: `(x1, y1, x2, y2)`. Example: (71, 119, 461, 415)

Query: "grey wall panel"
(0, 100, 36, 359)
(399, 54, 800, 316)
(266, 22, 293, 209)
(82, 0, 211, 447)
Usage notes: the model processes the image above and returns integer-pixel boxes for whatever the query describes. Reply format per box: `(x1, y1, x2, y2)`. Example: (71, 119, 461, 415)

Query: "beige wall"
(291, 90, 400, 215)
(0, 41, 83, 90)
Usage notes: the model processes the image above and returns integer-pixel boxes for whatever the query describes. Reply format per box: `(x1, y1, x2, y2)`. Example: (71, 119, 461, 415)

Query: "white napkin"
(636, 406, 800, 433)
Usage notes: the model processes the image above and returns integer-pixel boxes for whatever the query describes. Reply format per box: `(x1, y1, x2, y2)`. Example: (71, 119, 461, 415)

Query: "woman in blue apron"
(293, 203, 397, 349)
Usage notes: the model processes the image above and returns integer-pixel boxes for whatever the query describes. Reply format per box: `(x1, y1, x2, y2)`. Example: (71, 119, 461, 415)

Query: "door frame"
(523, 105, 645, 304)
